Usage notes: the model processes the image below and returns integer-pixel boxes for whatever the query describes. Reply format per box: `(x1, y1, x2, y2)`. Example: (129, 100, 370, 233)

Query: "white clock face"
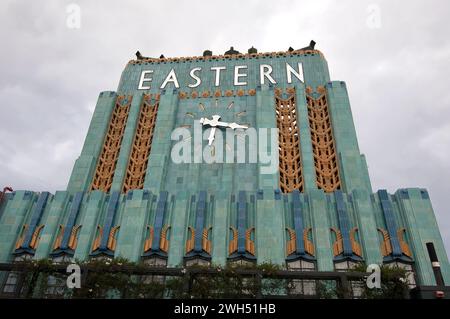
(178, 99, 250, 156)
(200, 114, 249, 145)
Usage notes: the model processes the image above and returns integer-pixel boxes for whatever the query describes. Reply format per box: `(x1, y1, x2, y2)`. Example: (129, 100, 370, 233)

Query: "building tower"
(0, 43, 449, 295)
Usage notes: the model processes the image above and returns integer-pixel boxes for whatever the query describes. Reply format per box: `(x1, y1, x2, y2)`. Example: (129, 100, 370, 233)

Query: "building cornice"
(128, 49, 325, 65)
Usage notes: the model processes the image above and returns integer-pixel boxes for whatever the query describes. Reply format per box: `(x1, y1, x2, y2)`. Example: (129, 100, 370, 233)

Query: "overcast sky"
(1, 0, 449, 256)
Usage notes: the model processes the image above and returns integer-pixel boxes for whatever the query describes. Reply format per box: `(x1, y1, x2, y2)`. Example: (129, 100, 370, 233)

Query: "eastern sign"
(137, 62, 304, 90)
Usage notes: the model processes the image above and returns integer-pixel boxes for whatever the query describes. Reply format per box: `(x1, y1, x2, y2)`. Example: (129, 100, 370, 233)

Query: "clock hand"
(200, 117, 211, 126)
(200, 117, 247, 129)
(213, 121, 248, 130)
(208, 127, 216, 146)
(215, 120, 230, 128)
(200, 115, 221, 127)
(206, 115, 221, 127)
(228, 122, 248, 130)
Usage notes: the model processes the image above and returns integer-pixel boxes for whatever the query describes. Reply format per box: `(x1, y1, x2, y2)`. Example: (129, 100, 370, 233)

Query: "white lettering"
(234, 65, 248, 86)
(211, 66, 226, 86)
(136, 63, 306, 89)
(188, 67, 202, 88)
(260, 64, 276, 85)
(138, 70, 153, 90)
(286, 62, 304, 83)
(160, 68, 180, 89)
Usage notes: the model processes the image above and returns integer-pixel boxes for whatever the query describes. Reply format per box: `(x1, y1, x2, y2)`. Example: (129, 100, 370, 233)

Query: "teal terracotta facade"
(1, 47, 449, 287)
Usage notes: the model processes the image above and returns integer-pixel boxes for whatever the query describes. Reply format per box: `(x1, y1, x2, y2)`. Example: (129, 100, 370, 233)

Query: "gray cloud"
(1, 0, 449, 255)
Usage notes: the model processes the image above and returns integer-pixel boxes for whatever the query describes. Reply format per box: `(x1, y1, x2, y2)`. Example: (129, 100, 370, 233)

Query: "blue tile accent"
(194, 191, 206, 253)
(228, 190, 255, 261)
(335, 191, 353, 257)
(292, 190, 305, 255)
(237, 191, 246, 254)
(98, 191, 120, 253)
(60, 192, 84, 251)
(286, 191, 315, 261)
(151, 191, 168, 252)
(378, 190, 402, 258)
(17, 192, 50, 254)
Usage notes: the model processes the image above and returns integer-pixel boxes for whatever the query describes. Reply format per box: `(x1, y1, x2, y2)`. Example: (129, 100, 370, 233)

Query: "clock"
(177, 99, 250, 157)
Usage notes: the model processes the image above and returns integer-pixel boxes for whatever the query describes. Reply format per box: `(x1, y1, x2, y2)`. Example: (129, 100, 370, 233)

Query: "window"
(334, 260, 358, 271)
(44, 274, 66, 298)
(287, 259, 315, 271)
(185, 258, 210, 267)
(229, 258, 256, 267)
(52, 255, 73, 264)
(1, 254, 33, 296)
(142, 256, 167, 285)
(287, 260, 316, 296)
(143, 256, 167, 267)
(334, 260, 363, 298)
(2, 272, 19, 294)
(90, 255, 113, 263)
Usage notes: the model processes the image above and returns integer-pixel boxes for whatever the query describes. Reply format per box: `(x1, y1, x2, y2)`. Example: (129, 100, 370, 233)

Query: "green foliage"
(5, 258, 411, 299)
(350, 263, 410, 299)
(161, 262, 286, 299)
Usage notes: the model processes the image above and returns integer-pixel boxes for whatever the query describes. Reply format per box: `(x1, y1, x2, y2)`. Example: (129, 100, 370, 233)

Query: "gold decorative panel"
(349, 227, 362, 257)
(377, 227, 412, 258)
(122, 94, 159, 193)
(107, 226, 120, 251)
(143, 225, 171, 253)
(186, 226, 212, 255)
(285, 227, 315, 256)
(306, 87, 340, 192)
(143, 226, 154, 252)
(91, 95, 132, 192)
(397, 228, 412, 258)
(53, 225, 81, 251)
(229, 226, 238, 255)
(30, 225, 44, 250)
(15, 225, 28, 249)
(331, 227, 362, 257)
(91, 226, 103, 252)
(245, 227, 255, 256)
(160, 225, 170, 253)
(202, 226, 212, 254)
(186, 226, 195, 253)
(228, 226, 255, 256)
(286, 227, 296, 255)
(275, 89, 304, 193)
(15, 224, 44, 250)
(91, 225, 120, 252)
(377, 228, 392, 257)
(303, 227, 315, 256)
(330, 227, 344, 257)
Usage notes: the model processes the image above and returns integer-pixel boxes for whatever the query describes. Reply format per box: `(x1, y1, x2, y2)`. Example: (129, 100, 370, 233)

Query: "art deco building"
(0, 42, 449, 296)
